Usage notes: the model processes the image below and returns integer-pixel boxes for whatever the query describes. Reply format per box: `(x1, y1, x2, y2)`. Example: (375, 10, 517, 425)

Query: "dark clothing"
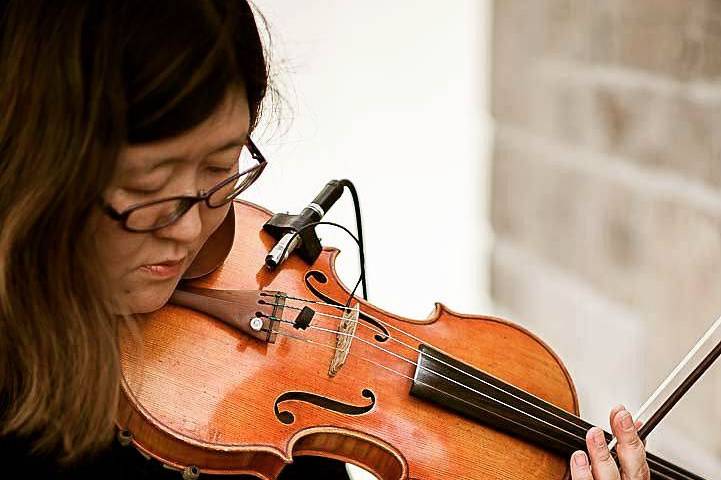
(0, 429, 351, 479)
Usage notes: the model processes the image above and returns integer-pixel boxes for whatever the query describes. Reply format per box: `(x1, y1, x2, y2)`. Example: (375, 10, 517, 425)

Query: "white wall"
(245, 2, 491, 478)
(248, 0, 492, 319)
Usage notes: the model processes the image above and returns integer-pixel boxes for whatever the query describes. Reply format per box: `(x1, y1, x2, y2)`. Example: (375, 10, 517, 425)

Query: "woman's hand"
(570, 405, 650, 480)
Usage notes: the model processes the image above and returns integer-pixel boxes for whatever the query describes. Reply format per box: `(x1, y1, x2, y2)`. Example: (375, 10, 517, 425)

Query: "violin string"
(261, 306, 693, 480)
(251, 304, 692, 480)
(278, 302, 604, 440)
(263, 312, 596, 447)
(262, 327, 588, 452)
(264, 314, 435, 372)
(278, 302, 611, 445)
(262, 316, 693, 480)
(268, 299, 591, 437)
(262, 327, 342, 350)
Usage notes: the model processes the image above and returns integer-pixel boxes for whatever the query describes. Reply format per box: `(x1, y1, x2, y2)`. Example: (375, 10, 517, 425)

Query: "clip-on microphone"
(263, 179, 344, 270)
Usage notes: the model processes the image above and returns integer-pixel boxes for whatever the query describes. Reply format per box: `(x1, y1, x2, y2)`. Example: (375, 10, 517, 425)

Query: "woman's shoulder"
(0, 429, 264, 479)
(0, 429, 174, 480)
(0, 431, 62, 477)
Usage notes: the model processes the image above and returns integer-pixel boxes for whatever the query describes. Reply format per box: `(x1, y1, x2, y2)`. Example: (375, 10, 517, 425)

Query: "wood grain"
(117, 200, 579, 479)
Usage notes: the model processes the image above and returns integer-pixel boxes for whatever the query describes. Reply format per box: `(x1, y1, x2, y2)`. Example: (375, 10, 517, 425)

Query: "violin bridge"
(328, 303, 359, 377)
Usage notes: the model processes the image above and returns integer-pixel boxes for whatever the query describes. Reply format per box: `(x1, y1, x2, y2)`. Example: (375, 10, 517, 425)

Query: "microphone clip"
(262, 209, 324, 267)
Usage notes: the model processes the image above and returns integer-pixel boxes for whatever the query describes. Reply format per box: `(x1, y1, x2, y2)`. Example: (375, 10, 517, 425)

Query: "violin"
(116, 200, 703, 480)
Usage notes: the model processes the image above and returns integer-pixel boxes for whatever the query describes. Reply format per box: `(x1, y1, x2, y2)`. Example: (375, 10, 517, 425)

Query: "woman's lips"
(138, 258, 185, 279)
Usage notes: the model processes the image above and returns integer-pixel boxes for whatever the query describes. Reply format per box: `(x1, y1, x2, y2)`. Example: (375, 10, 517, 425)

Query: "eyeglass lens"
(125, 145, 261, 231)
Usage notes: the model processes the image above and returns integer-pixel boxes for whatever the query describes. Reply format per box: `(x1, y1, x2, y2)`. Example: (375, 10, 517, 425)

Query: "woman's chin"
(123, 283, 178, 314)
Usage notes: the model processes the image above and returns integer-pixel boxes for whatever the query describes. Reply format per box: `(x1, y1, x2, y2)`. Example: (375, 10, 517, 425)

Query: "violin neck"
(409, 345, 704, 480)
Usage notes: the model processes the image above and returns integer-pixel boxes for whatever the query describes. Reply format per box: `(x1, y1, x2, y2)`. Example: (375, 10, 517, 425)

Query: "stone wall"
(490, 1, 721, 475)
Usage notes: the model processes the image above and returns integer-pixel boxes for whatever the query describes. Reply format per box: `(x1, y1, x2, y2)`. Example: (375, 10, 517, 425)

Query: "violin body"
(117, 200, 580, 479)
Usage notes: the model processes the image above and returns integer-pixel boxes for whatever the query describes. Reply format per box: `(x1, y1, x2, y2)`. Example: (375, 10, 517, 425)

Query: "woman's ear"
(182, 204, 235, 280)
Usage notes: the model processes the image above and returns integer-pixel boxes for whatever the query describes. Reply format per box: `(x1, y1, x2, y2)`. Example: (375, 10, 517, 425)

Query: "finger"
(608, 408, 647, 448)
(586, 427, 620, 480)
(634, 420, 647, 447)
(609, 404, 625, 427)
(570, 451, 594, 480)
(612, 410, 650, 480)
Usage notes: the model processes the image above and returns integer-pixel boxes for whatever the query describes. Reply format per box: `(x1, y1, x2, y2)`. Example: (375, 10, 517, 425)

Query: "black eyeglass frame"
(101, 138, 267, 233)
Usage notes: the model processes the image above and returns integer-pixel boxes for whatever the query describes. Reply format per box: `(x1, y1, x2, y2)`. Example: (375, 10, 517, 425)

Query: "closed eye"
(125, 187, 160, 196)
(208, 166, 234, 174)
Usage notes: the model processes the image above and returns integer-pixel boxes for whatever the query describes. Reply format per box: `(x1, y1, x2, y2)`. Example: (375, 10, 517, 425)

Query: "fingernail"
(620, 411, 634, 431)
(592, 427, 607, 449)
(573, 451, 588, 467)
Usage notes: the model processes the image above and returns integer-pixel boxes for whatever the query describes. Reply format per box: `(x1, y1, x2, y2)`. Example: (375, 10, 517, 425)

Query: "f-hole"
(304, 270, 390, 342)
(274, 389, 376, 425)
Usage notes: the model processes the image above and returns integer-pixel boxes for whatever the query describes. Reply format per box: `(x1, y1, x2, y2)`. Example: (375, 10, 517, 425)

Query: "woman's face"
(95, 91, 250, 314)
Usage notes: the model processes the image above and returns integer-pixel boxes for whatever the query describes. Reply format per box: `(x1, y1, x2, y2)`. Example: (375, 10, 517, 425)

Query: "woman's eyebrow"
(207, 131, 249, 155)
(207, 138, 246, 155)
(137, 133, 249, 173)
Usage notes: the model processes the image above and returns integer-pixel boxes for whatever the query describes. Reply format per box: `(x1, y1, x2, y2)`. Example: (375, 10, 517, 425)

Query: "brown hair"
(0, 0, 270, 464)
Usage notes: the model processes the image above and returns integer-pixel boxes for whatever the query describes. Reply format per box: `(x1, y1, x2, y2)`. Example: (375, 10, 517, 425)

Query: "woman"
(0, 1, 349, 478)
(0, 1, 647, 479)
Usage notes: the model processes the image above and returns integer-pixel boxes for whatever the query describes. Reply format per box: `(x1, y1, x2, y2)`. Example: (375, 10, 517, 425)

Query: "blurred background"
(247, 1, 721, 478)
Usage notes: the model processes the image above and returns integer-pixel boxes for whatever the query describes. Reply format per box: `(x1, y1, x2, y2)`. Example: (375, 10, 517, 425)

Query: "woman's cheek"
(92, 203, 231, 314)
(91, 216, 148, 305)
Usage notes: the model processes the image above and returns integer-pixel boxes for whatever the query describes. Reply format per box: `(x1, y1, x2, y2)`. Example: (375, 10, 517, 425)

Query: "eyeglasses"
(101, 138, 267, 233)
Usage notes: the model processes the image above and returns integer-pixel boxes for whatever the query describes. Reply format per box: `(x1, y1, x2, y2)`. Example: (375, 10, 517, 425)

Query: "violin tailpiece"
(169, 286, 286, 344)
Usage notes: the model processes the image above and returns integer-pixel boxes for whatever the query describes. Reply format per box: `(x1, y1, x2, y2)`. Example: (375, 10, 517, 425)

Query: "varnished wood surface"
(117, 200, 579, 480)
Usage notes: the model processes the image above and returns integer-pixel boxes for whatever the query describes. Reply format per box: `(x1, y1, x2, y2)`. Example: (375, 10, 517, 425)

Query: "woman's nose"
(154, 202, 204, 244)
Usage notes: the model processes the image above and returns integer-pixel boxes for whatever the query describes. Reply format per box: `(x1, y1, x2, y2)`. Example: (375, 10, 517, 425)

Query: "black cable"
(278, 220, 365, 308)
(338, 179, 368, 300)
(275, 179, 368, 305)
